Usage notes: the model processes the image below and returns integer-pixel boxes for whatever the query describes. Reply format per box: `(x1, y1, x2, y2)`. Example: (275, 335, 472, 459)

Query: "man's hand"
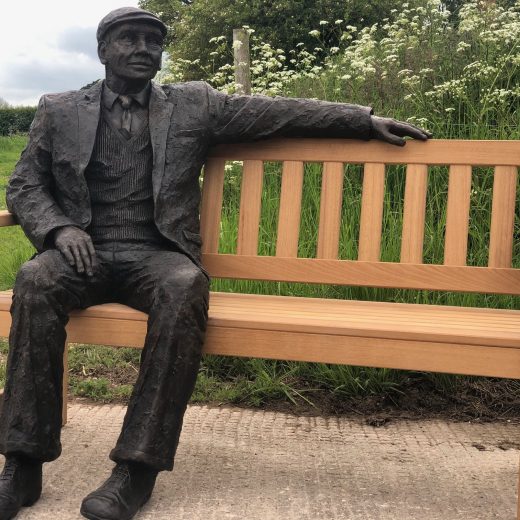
(53, 226, 97, 276)
(371, 116, 432, 146)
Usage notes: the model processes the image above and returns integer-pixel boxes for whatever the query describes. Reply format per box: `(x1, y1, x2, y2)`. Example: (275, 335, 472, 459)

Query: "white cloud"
(0, 0, 139, 105)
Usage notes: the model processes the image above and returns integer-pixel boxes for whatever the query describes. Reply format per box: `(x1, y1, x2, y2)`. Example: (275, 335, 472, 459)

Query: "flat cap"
(97, 7, 167, 41)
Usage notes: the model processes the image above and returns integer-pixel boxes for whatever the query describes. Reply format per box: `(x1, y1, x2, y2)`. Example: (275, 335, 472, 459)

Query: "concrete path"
(3, 402, 519, 520)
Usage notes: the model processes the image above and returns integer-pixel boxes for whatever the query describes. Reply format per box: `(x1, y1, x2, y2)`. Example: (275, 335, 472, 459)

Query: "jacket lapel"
(149, 82, 173, 201)
(76, 81, 102, 176)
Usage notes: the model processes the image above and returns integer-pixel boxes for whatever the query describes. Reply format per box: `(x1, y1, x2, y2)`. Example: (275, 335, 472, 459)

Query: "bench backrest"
(201, 139, 520, 295)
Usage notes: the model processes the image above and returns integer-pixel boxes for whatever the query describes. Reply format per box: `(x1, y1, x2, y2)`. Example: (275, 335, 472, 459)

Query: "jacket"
(6, 80, 373, 269)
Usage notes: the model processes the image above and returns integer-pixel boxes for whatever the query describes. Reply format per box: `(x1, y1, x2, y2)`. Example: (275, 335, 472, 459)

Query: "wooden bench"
(1, 138, 519, 516)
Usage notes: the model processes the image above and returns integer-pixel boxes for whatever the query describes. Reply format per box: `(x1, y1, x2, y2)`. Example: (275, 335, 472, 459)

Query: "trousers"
(0, 245, 209, 471)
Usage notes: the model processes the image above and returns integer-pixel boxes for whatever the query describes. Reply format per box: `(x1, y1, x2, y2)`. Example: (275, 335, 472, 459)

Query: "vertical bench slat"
(489, 165, 518, 268)
(358, 163, 386, 261)
(237, 160, 264, 255)
(276, 161, 304, 257)
(317, 162, 344, 259)
(200, 158, 226, 254)
(444, 165, 472, 266)
(401, 164, 428, 264)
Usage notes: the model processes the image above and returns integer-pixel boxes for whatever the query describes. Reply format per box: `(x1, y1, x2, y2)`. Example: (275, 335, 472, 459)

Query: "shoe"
(80, 462, 158, 520)
(0, 455, 42, 520)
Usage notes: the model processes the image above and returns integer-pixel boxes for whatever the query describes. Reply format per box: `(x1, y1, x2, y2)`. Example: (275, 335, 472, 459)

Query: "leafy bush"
(159, 0, 519, 139)
(140, 0, 413, 79)
(0, 107, 36, 136)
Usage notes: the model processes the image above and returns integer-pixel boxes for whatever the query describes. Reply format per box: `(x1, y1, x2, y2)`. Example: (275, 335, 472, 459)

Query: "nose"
(134, 36, 149, 53)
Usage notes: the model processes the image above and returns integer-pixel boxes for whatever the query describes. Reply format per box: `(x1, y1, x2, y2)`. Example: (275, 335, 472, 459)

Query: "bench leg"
(516, 460, 520, 520)
(62, 342, 69, 426)
(517, 458, 520, 520)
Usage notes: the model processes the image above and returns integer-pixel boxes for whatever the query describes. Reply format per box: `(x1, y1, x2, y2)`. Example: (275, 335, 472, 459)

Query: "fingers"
(77, 241, 93, 276)
(59, 244, 75, 267)
(391, 121, 431, 140)
(383, 132, 406, 146)
(86, 239, 97, 275)
(71, 243, 86, 274)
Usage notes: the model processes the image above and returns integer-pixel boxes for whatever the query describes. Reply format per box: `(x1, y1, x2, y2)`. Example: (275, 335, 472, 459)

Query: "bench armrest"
(0, 210, 17, 227)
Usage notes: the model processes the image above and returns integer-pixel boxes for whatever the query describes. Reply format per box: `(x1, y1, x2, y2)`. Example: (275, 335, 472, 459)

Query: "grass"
(0, 126, 518, 410)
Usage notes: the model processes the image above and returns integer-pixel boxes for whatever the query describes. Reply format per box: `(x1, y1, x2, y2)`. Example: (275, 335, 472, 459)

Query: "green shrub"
(0, 107, 36, 136)
(160, 0, 519, 139)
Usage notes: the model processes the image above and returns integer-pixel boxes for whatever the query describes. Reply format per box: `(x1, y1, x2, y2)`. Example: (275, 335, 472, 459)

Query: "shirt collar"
(102, 81, 151, 110)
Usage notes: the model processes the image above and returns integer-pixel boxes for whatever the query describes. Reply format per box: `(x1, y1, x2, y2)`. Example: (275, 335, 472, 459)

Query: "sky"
(0, 0, 141, 106)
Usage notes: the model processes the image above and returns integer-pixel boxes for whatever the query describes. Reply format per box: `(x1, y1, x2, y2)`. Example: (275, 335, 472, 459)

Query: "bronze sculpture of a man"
(0, 7, 430, 520)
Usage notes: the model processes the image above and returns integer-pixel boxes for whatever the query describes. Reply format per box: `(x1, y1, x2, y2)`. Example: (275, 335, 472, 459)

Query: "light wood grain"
(201, 254, 520, 295)
(207, 292, 520, 348)
(444, 165, 472, 266)
(358, 163, 385, 261)
(200, 158, 226, 254)
(401, 164, 428, 264)
(237, 160, 264, 255)
(489, 165, 518, 268)
(0, 210, 16, 227)
(3, 290, 519, 374)
(276, 161, 304, 257)
(203, 327, 520, 379)
(209, 139, 520, 167)
(5, 289, 520, 351)
(317, 162, 344, 259)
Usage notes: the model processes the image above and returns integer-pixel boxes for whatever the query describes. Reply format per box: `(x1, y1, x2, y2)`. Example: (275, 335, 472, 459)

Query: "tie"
(119, 95, 133, 137)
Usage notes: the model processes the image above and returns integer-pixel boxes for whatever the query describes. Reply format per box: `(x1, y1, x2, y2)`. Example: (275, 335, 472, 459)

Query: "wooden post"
(233, 28, 251, 95)
(62, 343, 69, 426)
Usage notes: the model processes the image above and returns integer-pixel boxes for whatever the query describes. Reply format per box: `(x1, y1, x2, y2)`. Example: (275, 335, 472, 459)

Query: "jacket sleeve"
(205, 83, 373, 144)
(6, 95, 76, 251)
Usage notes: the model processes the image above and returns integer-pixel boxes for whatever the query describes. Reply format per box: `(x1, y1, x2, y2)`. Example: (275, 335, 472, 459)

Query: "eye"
(118, 33, 136, 45)
(147, 38, 163, 49)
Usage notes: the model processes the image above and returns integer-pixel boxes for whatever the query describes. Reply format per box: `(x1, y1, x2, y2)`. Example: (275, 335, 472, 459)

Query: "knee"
(154, 267, 208, 306)
(15, 259, 49, 294)
(14, 252, 64, 295)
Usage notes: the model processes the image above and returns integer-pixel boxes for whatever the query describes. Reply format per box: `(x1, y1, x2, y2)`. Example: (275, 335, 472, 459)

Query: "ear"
(98, 41, 107, 65)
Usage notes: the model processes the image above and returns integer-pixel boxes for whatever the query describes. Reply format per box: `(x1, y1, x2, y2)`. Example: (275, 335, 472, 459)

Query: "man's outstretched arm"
(205, 83, 430, 145)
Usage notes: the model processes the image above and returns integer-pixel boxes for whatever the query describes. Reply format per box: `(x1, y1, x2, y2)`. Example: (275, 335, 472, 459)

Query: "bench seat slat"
(2, 291, 519, 350)
(205, 328, 520, 379)
(0, 211, 16, 227)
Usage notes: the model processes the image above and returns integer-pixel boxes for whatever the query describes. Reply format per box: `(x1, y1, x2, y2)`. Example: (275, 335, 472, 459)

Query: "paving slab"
(2, 402, 519, 520)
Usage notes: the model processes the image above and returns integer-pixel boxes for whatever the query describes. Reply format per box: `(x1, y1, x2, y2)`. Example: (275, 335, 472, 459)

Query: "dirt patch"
(68, 365, 520, 425)
(253, 375, 520, 424)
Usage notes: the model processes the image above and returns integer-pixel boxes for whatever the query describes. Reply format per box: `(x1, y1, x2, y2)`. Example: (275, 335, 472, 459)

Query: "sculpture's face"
(98, 21, 164, 82)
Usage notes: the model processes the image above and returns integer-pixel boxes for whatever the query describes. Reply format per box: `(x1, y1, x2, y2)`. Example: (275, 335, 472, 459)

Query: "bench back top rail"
(1, 139, 519, 294)
(200, 139, 520, 295)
